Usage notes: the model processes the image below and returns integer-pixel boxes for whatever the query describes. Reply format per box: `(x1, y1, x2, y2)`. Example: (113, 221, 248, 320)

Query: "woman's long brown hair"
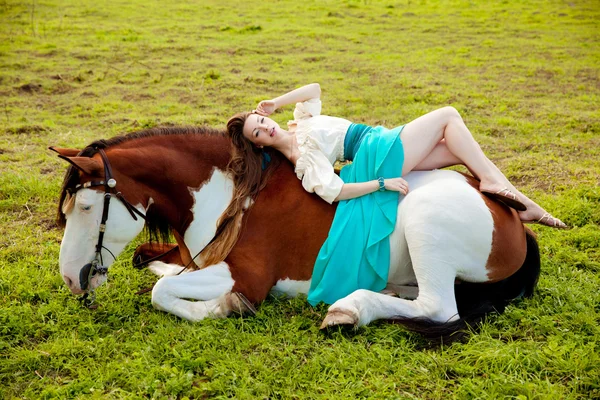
(200, 112, 277, 267)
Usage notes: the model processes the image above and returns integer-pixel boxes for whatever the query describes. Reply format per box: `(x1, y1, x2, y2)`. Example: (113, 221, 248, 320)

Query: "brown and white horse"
(52, 126, 540, 335)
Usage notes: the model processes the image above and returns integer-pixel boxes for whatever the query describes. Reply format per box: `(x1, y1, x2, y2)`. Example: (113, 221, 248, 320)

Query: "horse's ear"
(48, 146, 81, 157)
(58, 155, 103, 176)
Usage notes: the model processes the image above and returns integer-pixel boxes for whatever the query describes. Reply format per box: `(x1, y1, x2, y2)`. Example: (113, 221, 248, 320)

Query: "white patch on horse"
(271, 279, 311, 297)
(387, 170, 494, 285)
(151, 261, 235, 321)
(184, 168, 234, 265)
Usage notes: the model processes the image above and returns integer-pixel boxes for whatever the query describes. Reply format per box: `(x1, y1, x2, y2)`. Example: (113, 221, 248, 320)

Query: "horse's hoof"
(320, 309, 358, 329)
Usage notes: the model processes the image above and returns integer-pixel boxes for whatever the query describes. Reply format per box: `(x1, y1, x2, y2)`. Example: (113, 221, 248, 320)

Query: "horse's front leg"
(133, 243, 183, 267)
(150, 261, 248, 321)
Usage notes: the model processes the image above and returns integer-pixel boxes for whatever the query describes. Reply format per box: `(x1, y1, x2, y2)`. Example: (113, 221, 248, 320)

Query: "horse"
(52, 126, 540, 337)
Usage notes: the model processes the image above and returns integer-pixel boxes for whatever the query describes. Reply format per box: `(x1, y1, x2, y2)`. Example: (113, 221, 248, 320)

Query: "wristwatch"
(378, 177, 386, 192)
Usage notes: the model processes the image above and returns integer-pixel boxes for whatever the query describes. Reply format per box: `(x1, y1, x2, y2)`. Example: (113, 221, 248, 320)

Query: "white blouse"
(287, 98, 352, 204)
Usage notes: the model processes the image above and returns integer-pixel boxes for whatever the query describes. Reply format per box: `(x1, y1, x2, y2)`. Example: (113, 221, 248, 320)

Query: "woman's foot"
(480, 186, 528, 211)
(520, 211, 568, 229)
(519, 203, 568, 229)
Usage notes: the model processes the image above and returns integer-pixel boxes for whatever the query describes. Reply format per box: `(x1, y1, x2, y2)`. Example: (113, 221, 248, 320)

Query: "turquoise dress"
(307, 123, 405, 306)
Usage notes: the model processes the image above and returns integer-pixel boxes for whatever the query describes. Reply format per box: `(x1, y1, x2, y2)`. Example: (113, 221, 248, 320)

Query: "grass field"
(1, 0, 599, 398)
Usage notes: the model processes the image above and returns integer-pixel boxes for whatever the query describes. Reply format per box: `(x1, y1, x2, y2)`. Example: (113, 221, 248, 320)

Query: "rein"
(71, 148, 147, 307)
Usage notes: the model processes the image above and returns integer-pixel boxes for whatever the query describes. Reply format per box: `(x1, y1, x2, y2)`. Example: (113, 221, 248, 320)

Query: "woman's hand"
(384, 177, 409, 195)
(254, 100, 277, 116)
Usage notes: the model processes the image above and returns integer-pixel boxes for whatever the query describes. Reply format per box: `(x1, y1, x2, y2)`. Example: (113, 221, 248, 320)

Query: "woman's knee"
(440, 106, 462, 120)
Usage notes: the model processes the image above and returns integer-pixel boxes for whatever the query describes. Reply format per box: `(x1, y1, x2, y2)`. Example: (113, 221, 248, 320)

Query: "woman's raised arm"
(255, 83, 321, 116)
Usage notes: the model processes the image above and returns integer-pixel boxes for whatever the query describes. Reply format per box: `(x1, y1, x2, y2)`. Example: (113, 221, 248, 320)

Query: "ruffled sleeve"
(288, 98, 322, 133)
(296, 149, 344, 204)
(293, 98, 322, 120)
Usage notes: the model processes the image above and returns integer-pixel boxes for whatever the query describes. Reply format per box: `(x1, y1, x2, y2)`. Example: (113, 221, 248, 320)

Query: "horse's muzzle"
(79, 260, 107, 291)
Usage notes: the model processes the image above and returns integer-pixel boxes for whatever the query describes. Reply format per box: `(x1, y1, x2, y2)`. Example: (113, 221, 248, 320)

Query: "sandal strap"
(537, 213, 563, 227)
(496, 188, 517, 200)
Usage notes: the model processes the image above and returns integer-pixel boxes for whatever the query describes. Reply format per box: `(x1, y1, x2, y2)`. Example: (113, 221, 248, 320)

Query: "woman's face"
(242, 114, 282, 147)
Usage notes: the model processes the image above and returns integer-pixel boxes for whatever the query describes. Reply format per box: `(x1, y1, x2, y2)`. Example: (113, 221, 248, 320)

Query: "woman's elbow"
(310, 83, 321, 96)
(333, 187, 345, 202)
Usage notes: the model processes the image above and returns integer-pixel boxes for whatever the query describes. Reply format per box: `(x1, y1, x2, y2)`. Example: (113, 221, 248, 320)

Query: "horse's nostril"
(63, 275, 73, 288)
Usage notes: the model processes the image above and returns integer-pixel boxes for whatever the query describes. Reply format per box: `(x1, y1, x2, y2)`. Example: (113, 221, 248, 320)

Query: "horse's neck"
(111, 135, 233, 258)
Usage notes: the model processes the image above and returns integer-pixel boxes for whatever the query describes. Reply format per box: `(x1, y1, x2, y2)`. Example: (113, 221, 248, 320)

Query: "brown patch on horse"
(133, 243, 183, 266)
(226, 160, 336, 304)
(461, 174, 527, 282)
(173, 231, 194, 268)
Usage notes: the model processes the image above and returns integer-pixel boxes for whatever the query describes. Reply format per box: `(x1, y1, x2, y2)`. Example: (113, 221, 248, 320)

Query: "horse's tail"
(392, 229, 541, 344)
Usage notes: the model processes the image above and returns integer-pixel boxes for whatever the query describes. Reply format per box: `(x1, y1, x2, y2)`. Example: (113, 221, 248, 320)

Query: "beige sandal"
(481, 188, 527, 211)
(522, 212, 568, 229)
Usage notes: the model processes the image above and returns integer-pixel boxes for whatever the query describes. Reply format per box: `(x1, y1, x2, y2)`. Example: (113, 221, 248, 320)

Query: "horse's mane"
(56, 125, 228, 246)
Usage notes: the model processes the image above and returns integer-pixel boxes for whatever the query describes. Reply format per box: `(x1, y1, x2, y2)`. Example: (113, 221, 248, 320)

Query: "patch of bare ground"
(161, 88, 191, 98)
(575, 68, 600, 89)
(6, 125, 48, 135)
(70, 52, 97, 60)
(177, 94, 200, 104)
(510, 168, 595, 193)
(48, 73, 88, 83)
(41, 218, 60, 231)
(49, 82, 75, 95)
(509, 150, 599, 192)
(122, 93, 155, 101)
(34, 50, 58, 58)
(40, 167, 56, 175)
(101, 117, 142, 128)
(16, 83, 42, 93)
(523, 141, 600, 160)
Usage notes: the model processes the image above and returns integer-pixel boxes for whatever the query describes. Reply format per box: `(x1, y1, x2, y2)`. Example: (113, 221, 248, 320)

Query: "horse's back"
(389, 170, 527, 285)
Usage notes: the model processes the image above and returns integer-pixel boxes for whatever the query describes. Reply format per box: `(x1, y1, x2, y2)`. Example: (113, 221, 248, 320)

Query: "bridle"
(67, 148, 147, 306)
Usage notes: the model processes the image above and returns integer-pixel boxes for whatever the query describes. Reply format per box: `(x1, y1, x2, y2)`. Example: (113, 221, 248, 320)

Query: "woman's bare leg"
(401, 107, 507, 192)
(412, 140, 462, 170)
(401, 108, 566, 227)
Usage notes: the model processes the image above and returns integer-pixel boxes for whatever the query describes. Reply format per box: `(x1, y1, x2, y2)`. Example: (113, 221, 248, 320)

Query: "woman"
(224, 83, 566, 305)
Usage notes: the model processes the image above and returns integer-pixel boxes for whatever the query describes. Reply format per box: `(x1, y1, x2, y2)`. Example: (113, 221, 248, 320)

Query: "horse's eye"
(81, 205, 92, 211)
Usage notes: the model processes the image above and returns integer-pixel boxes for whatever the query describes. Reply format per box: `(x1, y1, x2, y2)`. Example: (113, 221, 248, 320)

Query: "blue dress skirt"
(307, 123, 405, 306)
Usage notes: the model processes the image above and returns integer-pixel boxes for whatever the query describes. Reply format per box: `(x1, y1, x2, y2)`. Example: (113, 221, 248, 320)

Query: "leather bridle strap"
(98, 149, 146, 221)
(78, 148, 148, 306)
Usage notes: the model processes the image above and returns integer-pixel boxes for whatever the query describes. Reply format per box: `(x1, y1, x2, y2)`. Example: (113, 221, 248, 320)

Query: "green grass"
(1, 0, 599, 398)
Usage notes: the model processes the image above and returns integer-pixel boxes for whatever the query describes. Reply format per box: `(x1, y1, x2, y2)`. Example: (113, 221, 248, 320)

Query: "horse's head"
(52, 146, 147, 295)
(52, 127, 234, 298)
